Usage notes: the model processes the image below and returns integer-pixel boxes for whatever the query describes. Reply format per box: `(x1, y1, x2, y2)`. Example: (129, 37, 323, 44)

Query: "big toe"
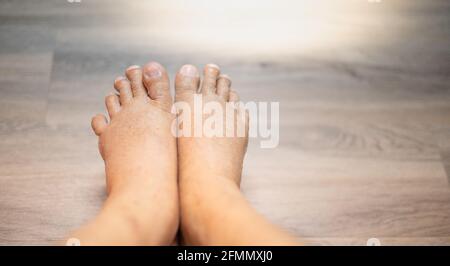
(142, 61, 172, 111)
(175, 64, 200, 99)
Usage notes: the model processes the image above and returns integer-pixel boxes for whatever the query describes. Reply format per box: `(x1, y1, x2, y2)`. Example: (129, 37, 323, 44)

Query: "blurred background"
(0, 0, 449, 245)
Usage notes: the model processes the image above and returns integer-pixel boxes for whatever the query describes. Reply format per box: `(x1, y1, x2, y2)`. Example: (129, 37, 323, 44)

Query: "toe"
(91, 114, 108, 136)
(105, 94, 121, 118)
(114, 76, 133, 104)
(125, 65, 147, 98)
(217, 74, 231, 100)
(175, 64, 200, 95)
(201, 64, 220, 95)
(237, 107, 250, 138)
(229, 90, 240, 102)
(142, 61, 172, 111)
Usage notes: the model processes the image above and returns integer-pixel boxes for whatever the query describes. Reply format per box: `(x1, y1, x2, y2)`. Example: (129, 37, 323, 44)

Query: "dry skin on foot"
(175, 64, 297, 245)
(175, 64, 248, 185)
(68, 62, 297, 246)
(72, 62, 179, 245)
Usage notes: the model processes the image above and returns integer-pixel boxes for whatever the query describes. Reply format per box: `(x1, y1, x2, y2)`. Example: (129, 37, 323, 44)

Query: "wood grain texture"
(0, 0, 449, 245)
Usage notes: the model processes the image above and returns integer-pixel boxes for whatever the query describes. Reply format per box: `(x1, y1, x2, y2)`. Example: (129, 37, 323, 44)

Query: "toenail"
(219, 75, 232, 86)
(144, 67, 162, 79)
(220, 74, 231, 80)
(114, 76, 127, 83)
(180, 65, 199, 77)
(126, 65, 140, 72)
(206, 63, 220, 70)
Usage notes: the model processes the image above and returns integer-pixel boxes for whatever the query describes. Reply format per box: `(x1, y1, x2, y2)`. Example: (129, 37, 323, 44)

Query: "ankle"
(180, 170, 240, 194)
(180, 174, 244, 220)
(104, 187, 179, 245)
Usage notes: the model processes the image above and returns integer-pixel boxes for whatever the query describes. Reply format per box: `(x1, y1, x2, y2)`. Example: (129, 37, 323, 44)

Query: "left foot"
(174, 64, 250, 244)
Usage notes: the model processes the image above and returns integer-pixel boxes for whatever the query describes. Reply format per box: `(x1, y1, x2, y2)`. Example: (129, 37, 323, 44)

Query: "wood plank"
(1, 0, 450, 245)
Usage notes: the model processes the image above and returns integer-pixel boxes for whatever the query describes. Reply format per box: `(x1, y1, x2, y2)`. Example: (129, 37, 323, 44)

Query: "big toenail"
(144, 68, 162, 79)
(180, 65, 199, 77)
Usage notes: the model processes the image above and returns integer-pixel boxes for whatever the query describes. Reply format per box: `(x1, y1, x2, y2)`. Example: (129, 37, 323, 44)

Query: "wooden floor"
(0, 0, 449, 245)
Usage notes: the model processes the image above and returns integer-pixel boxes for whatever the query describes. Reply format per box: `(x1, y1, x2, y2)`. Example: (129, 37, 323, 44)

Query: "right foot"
(175, 64, 250, 244)
(87, 62, 178, 245)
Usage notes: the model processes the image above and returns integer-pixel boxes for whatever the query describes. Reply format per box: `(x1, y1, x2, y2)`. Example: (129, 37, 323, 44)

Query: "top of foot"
(90, 62, 179, 245)
(174, 63, 249, 186)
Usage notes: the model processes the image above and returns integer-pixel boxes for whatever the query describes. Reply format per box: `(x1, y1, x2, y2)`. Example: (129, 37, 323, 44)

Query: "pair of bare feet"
(69, 62, 297, 246)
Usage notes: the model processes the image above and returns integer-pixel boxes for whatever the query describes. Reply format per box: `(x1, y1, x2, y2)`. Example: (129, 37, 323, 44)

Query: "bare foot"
(175, 64, 252, 245)
(82, 62, 178, 245)
(175, 64, 248, 186)
(175, 64, 297, 245)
